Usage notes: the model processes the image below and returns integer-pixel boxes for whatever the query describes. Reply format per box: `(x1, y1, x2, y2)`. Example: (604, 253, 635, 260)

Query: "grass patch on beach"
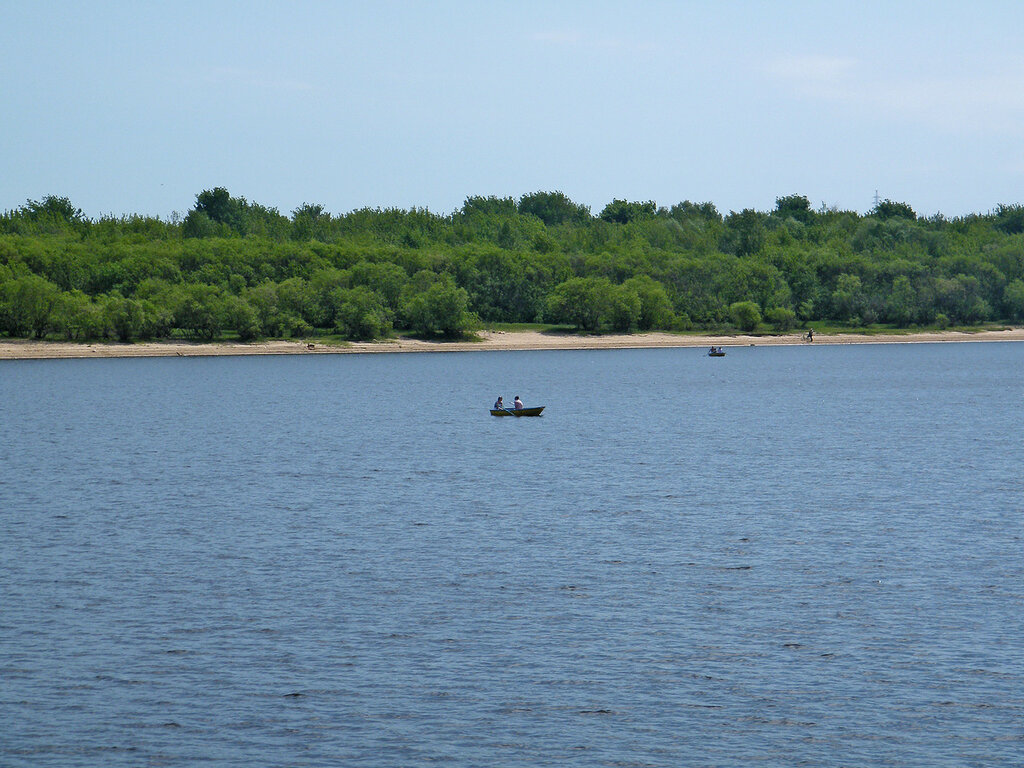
(474, 320, 1015, 339)
(392, 328, 481, 342)
(481, 322, 690, 336)
(517, 321, 1010, 339)
(801, 321, 1011, 337)
(481, 322, 574, 333)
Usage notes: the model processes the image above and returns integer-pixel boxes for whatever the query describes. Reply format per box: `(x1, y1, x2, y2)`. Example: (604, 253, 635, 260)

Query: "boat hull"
(490, 406, 545, 417)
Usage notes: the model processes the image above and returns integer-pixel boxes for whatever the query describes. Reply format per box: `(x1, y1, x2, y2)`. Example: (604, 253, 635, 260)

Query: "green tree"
(464, 249, 549, 323)
(518, 191, 591, 226)
(722, 209, 767, 256)
(20, 195, 86, 226)
(460, 195, 517, 217)
(51, 290, 107, 340)
(240, 201, 290, 240)
(244, 282, 284, 336)
(729, 300, 761, 331)
(599, 199, 657, 224)
(275, 277, 313, 325)
(934, 274, 990, 323)
(872, 199, 916, 220)
(137, 299, 171, 339)
(0, 274, 61, 337)
(622, 275, 676, 330)
(886, 275, 918, 325)
(1003, 279, 1024, 321)
(172, 284, 223, 339)
(333, 286, 393, 340)
(291, 203, 330, 241)
(221, 294, 260, 340)
(608, 284, 641, 332)
(181, 210, 224, 238)
(764, 306, 796, 330)
(103, 293, 146, 341)
(797, 299, 815, 322)
(831, 273, 864, 321)
(403, 277, 475, 337)
(668, 200, 721, 223)
(546, 276, 614, 331)
(194, 187, 242, 230)
(307, 267, 351, 327)
(350, 261, 407, 311)
(993, 204, 1024, 235)
(774, 194, 813, 223)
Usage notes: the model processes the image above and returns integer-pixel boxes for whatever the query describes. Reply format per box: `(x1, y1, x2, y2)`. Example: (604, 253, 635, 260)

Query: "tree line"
(3, 188, 1024, 342)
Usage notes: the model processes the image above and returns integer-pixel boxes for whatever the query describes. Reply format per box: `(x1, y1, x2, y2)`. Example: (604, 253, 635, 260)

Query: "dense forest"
(3, 188, 1024, 343)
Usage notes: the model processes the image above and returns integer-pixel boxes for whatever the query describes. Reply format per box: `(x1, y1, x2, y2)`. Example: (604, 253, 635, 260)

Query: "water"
(2, 342, 1023, 767)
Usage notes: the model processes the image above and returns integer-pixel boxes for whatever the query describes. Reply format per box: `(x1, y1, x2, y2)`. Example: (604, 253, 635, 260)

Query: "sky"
(4, 1, 1024, 220)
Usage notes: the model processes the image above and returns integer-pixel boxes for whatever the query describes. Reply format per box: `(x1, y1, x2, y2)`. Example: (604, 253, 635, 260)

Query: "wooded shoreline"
(7, 191, 1024, 349)
(2, 328, 1023, 360)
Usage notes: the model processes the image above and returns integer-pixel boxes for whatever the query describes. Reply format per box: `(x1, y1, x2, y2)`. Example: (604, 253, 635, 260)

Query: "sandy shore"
(1, 328, 1022, 360)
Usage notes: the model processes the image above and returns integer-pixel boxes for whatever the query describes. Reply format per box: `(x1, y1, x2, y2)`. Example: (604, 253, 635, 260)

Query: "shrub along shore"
(4, 189, 1024, 346)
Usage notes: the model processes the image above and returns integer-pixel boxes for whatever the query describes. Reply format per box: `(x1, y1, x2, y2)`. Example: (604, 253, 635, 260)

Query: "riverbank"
(1, 328, 1023, 359)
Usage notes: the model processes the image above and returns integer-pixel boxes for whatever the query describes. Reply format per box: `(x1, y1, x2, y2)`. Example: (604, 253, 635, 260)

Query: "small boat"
(708, 349, 726, 357)
(490, 406, 545, 417)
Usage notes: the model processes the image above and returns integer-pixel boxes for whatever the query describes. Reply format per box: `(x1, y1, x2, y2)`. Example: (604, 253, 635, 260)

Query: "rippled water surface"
(3, 342, 1024, 767)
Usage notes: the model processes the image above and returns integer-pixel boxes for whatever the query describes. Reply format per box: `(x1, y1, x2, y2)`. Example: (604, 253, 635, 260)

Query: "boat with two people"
(491, 394, 545, 417)
(708, 346, 726, 357)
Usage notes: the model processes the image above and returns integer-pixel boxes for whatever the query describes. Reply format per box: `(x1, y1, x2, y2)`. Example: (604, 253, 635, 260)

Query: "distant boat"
(490, 406, 545, 417)
(708, 349, 726, 357)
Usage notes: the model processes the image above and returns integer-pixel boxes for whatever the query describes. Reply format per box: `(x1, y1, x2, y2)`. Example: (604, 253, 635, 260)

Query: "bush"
(607, 285, 641, 332)
(764, 306, 796, 330)
(404, 278, 475, 337)
(729, 300, 762, 332)
(221, 295, 260, 341)
(1003, 279, 1024, 321)
(0, 274, 61, 338)
(172, 284, 223, 339)
(286, 316, 313, 338)
(52, 290, 107, 340)
(333, 286, 392, 340)
(545, 277, 613, 331)
(623, 275, 676, 330)
(104, 294, 146, 341)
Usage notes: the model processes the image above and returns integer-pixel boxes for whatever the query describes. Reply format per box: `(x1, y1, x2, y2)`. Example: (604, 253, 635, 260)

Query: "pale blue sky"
(4, 1, 1024, 219)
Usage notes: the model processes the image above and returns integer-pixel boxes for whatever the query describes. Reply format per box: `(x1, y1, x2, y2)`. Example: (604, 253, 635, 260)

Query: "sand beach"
(1, 328, 1023, 360)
